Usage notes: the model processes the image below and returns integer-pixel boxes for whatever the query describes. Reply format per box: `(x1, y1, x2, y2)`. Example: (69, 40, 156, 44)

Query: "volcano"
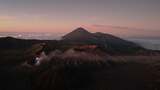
(62, 27, 145, 54)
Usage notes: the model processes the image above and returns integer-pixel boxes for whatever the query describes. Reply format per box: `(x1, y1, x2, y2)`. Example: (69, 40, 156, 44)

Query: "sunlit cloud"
(92, 24, 132, 30)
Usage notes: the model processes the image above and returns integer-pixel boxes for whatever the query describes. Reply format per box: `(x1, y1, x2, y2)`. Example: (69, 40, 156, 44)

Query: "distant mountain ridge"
(62, 27, 144, 54)
(0, 27, 153, 54)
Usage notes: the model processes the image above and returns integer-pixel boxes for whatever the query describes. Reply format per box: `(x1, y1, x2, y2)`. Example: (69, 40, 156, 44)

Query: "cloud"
(0, 15, 16, 21)
(92, 24, 133, 30)
(92, 24, 160, 32)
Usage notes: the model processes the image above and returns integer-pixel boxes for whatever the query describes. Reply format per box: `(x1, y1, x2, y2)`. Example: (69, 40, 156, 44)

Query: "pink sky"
(0, 0, 160, 38)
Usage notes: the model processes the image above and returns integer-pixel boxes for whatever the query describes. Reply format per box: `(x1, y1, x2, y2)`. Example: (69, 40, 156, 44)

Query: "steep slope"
(93, 32, 144, 53)
(62, 27, 97, 42)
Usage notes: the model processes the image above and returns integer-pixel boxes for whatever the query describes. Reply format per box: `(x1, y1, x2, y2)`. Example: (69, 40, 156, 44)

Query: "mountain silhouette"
(62, 27, 144, 54)
(62, 27, 96, 42)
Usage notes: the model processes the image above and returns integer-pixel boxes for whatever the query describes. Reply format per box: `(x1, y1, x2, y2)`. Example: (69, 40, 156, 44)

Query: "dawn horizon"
(0, 0, 160, 38)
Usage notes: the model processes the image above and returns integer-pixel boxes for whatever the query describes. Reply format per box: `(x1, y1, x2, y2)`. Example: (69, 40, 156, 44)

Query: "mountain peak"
(73, 27, 89, 33)
(62, 27, 94, 41)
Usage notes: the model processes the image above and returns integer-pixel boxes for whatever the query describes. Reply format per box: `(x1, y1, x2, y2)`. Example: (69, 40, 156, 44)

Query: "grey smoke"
(34, 49, 108, 66)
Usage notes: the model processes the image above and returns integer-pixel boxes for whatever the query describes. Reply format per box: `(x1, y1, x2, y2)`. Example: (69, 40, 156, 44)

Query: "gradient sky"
(0, 0, 160, 37)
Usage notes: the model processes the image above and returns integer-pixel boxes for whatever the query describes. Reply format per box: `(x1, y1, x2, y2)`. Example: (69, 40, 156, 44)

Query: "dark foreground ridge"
(1, 48, 160, 90)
